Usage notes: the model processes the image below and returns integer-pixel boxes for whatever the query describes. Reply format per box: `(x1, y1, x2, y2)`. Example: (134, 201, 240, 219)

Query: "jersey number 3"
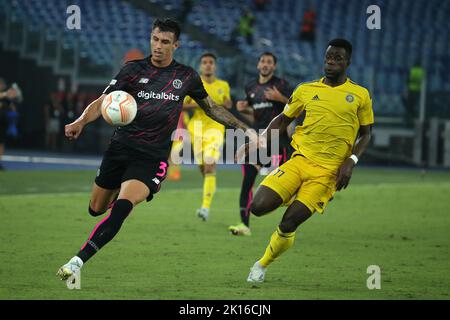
(156, 161, 168, 177)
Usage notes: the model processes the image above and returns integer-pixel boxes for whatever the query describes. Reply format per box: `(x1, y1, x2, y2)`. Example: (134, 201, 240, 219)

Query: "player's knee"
(250, 192, 282, 217)
(279, 201, 313, 232)
(250, 198, 267, 217)
(203, 162, 216, 175)
(117, 194, 144, 207)
(88, 205, 106, 217)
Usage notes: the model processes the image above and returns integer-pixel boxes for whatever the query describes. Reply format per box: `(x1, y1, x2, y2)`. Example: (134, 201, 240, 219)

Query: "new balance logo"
(312, 95, 320, 100)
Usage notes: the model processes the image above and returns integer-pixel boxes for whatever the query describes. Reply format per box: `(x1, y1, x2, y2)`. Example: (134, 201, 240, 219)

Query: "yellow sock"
(201, 174, 216, 209)
(259, 227, 296, 267)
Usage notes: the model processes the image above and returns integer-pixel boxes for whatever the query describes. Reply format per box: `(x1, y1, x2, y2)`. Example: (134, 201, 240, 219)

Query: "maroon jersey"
(103, 56, 208, 159)
(244, 76, 292, 130)
(244, 76, 292, 147)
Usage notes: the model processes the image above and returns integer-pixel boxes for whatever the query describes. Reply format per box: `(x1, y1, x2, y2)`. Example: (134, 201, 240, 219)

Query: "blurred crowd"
(43, 91, 98, 151)
(0, 75, 103, 170)
(0, 77, 21, 170)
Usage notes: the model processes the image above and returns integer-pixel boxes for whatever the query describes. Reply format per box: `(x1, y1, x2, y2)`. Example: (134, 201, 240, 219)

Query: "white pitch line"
(1, 182, 450, 199)
(2, 155, 101, 166)
(0, 188, 239, 198)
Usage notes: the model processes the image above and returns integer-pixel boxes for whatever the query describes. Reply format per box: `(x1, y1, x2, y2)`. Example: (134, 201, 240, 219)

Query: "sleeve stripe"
(102, 86, 110, 94)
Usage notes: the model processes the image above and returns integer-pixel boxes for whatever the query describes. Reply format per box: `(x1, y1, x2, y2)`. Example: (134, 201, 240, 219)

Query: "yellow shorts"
(260, 154, 337, 214)
(190, 129, 224, 165)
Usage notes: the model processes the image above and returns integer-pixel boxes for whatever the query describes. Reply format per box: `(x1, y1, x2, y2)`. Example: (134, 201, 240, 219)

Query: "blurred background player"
(242, 39, 374, 282)
(0, 78, 21, 170)
(229, 52, 293, 236)
(183, 53, 232, 221)
(167, 111, 190, 181)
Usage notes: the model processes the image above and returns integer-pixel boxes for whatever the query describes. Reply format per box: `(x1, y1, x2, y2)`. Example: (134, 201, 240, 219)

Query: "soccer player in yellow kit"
(183, 53, 232, 221)
(240, 39, 374, 282)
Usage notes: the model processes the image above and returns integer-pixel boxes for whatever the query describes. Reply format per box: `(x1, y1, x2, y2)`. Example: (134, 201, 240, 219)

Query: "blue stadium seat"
(3, 0, 448, 116)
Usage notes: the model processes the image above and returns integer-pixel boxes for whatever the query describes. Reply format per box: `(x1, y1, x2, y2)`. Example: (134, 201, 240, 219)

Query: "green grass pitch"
(0, 167, 449, 299)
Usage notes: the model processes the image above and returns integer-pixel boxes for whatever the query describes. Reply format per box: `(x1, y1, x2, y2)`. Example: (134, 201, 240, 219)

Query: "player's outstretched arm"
(196, 96, 249, 131)
(236, 100, 255, 124)
(65, 94, 106, 140)
(336, 125, 372, 191)
(260, 113, 294, 145)
(235, 113, 294, 162)
(182, 101, 198, 110)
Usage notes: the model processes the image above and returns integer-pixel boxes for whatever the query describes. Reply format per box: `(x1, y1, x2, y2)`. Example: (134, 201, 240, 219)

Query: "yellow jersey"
(283, 77, 374, 170)
(184, 78, 231, 134)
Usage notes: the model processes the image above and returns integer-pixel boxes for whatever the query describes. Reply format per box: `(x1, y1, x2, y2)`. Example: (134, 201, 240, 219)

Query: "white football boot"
(57, 256, 83, 280)
(247, 261, 267, 283)
(197, 207, 209, 221)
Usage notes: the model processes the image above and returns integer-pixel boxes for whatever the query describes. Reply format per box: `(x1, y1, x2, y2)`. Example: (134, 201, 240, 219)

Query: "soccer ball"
(101, 90, 137, 126)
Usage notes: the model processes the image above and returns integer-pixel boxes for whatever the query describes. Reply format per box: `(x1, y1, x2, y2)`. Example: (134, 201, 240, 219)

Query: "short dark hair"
(328, 38, 352, 59)
(258, 52, 277, 64)
(152, 18, 181, 41)
(200, 52, 217, 62)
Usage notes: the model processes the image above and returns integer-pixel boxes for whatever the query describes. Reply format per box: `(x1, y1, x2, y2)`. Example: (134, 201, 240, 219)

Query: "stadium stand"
(155, 0, 450, 115)
(1, 0, 449, 116)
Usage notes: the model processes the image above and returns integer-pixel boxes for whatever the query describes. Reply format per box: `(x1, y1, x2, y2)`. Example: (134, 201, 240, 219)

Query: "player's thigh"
(250, 185, 284, 216)
(90, 182, 119, 213)
(296, 178, 335, 214)
(122, 159, 169, 204)
(259, 158, 303, 204)
(92, 144, 127, 212)
(191, 132, 204, 165)
(118, 179, 150, 206)
(202, 132, 223, 167)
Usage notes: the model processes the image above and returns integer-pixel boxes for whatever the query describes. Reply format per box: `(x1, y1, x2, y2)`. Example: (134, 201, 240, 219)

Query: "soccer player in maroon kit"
(57, 19, 253, 280)
(229, 52, 293, 236)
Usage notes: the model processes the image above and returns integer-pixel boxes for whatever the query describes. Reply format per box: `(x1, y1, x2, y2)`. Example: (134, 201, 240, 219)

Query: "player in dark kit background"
(229, 52, 294, 236)
(57, 18, 253, 280)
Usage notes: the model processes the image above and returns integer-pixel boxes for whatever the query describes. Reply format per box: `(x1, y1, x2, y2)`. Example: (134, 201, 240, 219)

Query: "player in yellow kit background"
(183, 53, 232, 221)
(237, 39, 374, 282)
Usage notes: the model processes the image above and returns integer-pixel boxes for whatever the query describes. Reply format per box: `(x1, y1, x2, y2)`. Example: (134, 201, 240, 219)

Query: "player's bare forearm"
(196, 96, 249, 131)
(336, 125, 372, 191)
(241, 114, 255, 125)
(239, 107, 255, 125)
(235, 113, 293, 162)
(65, 94, 105, 140)
(352, 125, 372, 159)
(182, 102, 198, 110)
(260, 113, 294, 144)
(76, 94, 105, 126)
(277, 94, 289, 104)
(223, 98, 232, 109)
